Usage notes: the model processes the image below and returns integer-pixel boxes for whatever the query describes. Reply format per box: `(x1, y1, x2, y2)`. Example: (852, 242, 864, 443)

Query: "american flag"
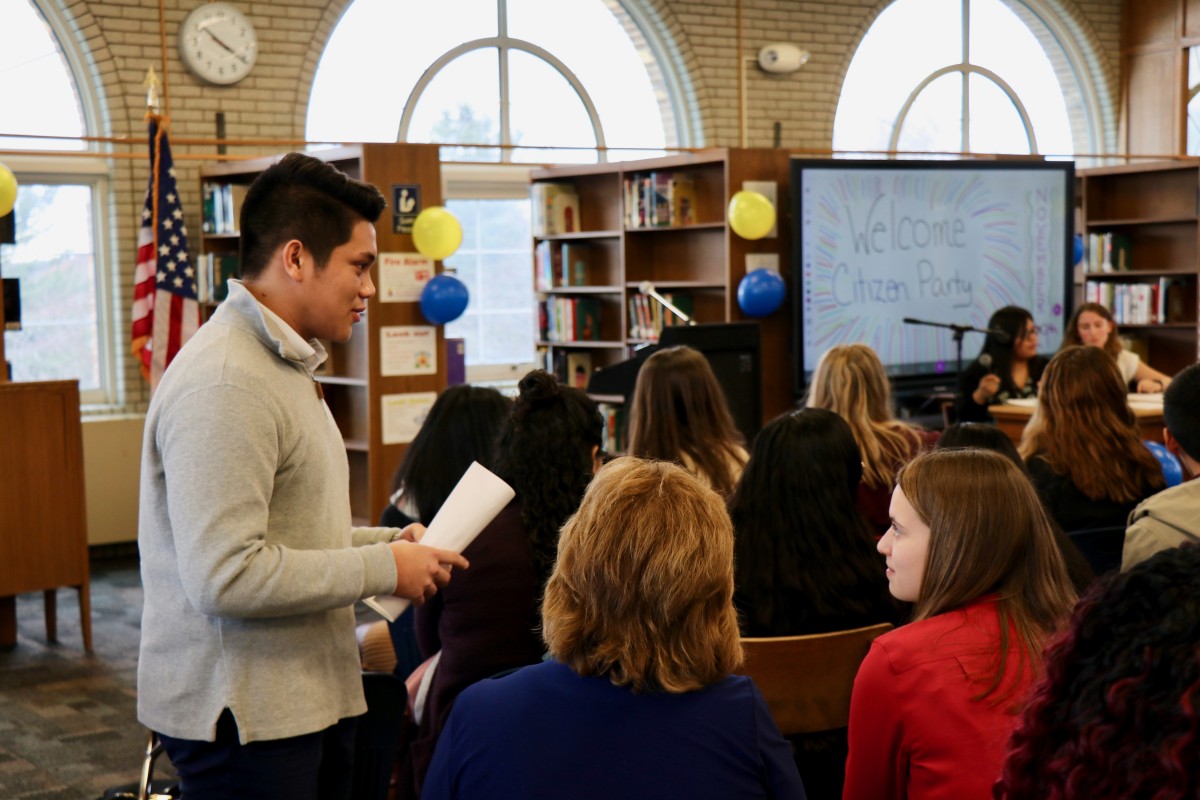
(131, 115, 201, 390)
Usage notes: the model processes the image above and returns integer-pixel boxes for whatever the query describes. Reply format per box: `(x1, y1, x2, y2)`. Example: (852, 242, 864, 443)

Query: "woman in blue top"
(422, 457, 806, 800)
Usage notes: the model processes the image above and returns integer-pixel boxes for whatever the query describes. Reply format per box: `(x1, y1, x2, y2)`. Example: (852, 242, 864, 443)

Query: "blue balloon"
(1073, 233, 1084, 266)
(1144, 440, 1184, 488)
(419, 273, 470, 325)
(737, 268, 786, 317)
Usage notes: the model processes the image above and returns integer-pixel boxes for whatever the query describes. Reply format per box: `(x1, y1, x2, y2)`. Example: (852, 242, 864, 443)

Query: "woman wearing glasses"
(956, 306, 1049, 423)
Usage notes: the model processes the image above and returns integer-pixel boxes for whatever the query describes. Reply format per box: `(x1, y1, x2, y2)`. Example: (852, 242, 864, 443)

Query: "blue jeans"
(158, 708, 357, 800)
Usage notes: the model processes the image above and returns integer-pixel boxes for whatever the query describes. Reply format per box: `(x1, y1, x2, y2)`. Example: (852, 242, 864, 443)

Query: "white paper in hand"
(364, 461, 515, 621)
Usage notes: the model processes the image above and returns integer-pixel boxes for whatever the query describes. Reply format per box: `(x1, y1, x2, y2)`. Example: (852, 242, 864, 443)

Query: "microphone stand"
(901, 317, 997, 376)
(639, 280, 696, 328)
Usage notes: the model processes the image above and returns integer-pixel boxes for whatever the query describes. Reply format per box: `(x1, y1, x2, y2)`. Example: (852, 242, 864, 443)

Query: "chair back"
(737, 622, 893, 736)
(1067, 526, 1126, 576)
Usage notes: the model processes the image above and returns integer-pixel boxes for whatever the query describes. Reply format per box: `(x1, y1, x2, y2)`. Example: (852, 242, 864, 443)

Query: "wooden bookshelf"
(530, 148, 793, 431)
(199, 144, 446, 523)
(1079, 161, 1200, 376)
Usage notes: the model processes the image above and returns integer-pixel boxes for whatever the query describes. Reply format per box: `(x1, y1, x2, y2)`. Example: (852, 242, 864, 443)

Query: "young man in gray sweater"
(137, 153, 468, 799)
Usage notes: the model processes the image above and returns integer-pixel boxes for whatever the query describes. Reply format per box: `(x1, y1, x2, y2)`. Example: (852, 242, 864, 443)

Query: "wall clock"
(179, 2, 258, 86)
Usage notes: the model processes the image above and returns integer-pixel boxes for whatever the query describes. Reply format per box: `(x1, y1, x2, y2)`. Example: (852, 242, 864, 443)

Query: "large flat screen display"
(792, 159, 1074, 393)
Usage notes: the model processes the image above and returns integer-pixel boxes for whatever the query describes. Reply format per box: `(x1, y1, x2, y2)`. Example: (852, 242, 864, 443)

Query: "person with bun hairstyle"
(627, 345, 748, 497)
(996, 544, 1200, 799)
(1019, 345, 1165, 534)
(956, 305, 1048, 423)
(806, 343, 938, 535)
(1063, 301, 1173, 393)
(843, 449, 1076, 800)
(422, 458, 807, 800)
(405, 370, 604, 797)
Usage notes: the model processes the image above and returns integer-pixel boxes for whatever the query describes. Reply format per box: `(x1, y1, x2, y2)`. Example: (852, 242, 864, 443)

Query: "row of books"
(540, 347, 594, 390)
(201, 182, 249, 235)
(1084, 278, 1190, 325)
(197, 253, 240, 304)
(538, 296, 602, 342)
(535, 241, 593, 290)
(1085, 232, 1132, 273)
(531, 182, 581, 237)
(597, 402, 626, 454)
(628, 292, 692, 340)
(623, 172, 697, 229)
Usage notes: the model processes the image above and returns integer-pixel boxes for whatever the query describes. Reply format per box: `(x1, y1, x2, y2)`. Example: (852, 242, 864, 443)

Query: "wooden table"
(989, 401, 1165, 447)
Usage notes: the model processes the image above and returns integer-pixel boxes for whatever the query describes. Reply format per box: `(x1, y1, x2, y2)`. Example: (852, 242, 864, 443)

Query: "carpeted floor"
(0, 555, 172, 800)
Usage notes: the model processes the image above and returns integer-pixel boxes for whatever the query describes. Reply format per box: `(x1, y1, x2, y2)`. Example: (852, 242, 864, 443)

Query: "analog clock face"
(179, 3, 258, 86)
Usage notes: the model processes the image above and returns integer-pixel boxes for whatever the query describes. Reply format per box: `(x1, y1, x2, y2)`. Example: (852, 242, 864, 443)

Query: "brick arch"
(295, 0, 706, 150)
(829, 0, 1117, 157)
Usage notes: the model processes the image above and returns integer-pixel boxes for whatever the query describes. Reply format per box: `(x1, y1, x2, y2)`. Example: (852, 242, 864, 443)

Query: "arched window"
(307, 0, 681, 374)
(833, 0, 1091, 158)
(2, 1, 115, 403)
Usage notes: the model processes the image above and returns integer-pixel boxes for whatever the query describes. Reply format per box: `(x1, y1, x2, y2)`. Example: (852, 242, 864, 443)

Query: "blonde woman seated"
(1019, 345, 1165, 534)
(627, 345, 748, 497)
(1062, 301, 1173, 393)
(843, 449, 1076, 800)
(806, 343, 938, 535)
(421, 458, 806, 800)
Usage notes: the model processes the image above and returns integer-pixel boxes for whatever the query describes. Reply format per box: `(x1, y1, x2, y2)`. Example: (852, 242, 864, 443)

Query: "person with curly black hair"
(404, 370, 604, 798)
(995, 543, 1200, 799)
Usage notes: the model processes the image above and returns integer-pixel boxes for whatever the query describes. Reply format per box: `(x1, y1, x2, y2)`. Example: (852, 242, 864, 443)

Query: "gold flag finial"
(144, 67, 162, 113)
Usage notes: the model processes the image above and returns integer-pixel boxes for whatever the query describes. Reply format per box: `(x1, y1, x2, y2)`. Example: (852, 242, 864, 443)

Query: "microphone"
(639, 280, 696, 326)
(979, 353, 993, 374)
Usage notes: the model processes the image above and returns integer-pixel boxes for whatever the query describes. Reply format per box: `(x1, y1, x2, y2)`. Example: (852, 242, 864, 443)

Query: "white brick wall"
(45, 0, 1122, 413)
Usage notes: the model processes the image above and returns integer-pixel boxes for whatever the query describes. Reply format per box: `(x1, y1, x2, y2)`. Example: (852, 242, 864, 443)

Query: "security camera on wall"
(757, 43, 810, 74)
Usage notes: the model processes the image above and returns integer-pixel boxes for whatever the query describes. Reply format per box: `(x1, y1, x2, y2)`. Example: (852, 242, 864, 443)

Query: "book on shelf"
(597, 402, 626, 454)
(1084, 277, 1188, 325)
(565, 351, 593, 390)
(670, 175, 697, 226)
(535, 240, 561, 290)
(559, 242, 591, 286)
(1087, 232, 1131, 272)
(531, 182, 580, 237)
(205, 253, 241, 303)
(623, 172, 698, 229)
(627, 292, 693, 340)
(202, 183, 249, 235)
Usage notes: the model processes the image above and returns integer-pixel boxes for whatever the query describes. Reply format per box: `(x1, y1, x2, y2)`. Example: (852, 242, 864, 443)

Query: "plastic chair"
(737, 623, 893, 736)
(1145, 440, 1184, 487)
(352, 671, 407, 800)
(1067, 526, 1126, 576)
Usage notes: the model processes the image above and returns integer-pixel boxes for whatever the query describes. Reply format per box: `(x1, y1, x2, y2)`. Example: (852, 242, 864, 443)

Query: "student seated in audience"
(843, 449, 1076, 800)
(729, 407, 897, 800)
(404, 370, 604, 798)
(1123, 362, 1200, 570)
(1062, 301, 1173, 393)
(1019, 345, 1165, 534)
(935, 422, 1095, 592)
(806, 343, 937, 535)
(995, 544, 1200, 799)
(359, 385, 512, 676)
(957, 305, 1048, 423)
(730, 407, 897, 636)
(421, 458, 807, 800)
(627, 345, 748, 497)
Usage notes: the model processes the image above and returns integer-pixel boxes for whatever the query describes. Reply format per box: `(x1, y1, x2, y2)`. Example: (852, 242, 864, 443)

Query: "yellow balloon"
(0, 163, 17, 217)
(412, 206, 463, 261)
(727, 190, 775, 240)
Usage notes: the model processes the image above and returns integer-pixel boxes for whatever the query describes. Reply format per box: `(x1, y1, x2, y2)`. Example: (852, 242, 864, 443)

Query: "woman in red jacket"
(843, 449, 1077, 800)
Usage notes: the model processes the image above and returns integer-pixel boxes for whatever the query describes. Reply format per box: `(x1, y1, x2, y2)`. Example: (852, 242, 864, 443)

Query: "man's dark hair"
(238, 152, 386, 279)
(1164, 362, 1200, 460)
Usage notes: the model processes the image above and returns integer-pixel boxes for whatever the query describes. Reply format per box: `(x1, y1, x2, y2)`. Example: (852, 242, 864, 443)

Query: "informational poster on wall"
(379, 325, 437, 376)
(380, 391, 437, 445)
(378, 252, 433, 303)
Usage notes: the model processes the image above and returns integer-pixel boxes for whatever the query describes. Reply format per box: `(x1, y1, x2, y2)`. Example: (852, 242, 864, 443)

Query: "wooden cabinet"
(0, 380, 91, 650)
(199, 144, 446, 523)
(1079, 161, 1200, 375)
(530, 148, 793, 434)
